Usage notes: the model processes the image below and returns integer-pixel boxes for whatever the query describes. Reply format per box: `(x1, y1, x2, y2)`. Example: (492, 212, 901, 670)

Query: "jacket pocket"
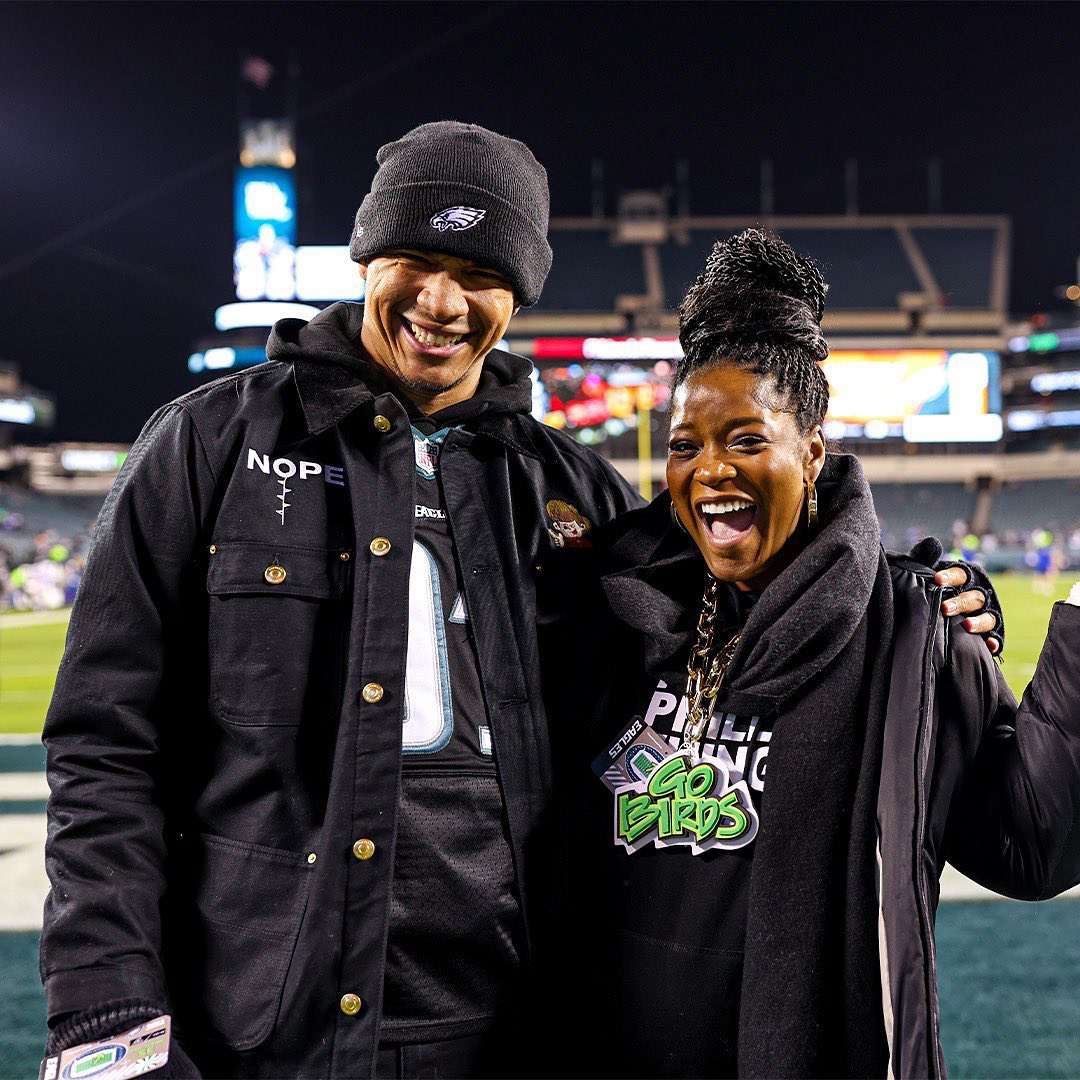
(206, 542, 349, 725)
(182, 832, 316, 1052)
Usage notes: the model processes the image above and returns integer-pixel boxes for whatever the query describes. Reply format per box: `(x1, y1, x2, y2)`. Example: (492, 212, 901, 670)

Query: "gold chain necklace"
(681, 575, 741, 758)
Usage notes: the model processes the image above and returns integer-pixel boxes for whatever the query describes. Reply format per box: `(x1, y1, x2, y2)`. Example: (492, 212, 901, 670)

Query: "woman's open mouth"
(696, 498, 757, 546)
(400, 317, 470, 358)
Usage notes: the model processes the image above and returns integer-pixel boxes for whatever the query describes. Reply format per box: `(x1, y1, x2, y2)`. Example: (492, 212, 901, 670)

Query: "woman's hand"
(934, 565, 1001, 654)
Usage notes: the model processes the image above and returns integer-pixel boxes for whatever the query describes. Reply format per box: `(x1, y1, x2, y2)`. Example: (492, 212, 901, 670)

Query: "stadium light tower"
(186, 57, 362, 379)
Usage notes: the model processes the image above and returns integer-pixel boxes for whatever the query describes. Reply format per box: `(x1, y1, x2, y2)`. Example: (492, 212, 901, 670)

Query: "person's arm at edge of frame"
(39, 403, 211, 1076)
(933, 558, 1005, 656)
(942, 582, 1080, 900)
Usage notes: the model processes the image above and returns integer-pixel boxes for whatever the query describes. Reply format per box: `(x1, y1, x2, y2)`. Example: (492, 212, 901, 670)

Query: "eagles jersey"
(381, 422, 523, 1043)
(400, 424, 492, 768)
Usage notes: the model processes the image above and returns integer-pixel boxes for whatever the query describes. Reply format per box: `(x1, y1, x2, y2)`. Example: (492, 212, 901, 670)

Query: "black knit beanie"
(349, 120, 552, 306)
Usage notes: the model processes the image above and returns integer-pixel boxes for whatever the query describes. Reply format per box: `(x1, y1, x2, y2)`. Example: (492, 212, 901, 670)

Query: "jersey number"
(402, 541, 454, 753)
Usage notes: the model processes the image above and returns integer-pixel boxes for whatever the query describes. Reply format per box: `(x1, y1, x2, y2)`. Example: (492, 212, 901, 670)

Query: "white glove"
(1067, 582, 1080, 607)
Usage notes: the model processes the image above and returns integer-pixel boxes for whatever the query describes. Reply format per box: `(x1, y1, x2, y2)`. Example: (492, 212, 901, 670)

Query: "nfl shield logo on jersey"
(430, 206, 487, 232)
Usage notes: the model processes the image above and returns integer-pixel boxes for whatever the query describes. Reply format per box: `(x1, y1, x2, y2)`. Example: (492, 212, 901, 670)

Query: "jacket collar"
(276, 302, 541, 448)
(290, 357, 556, 465)
(291, 356, 380, 436)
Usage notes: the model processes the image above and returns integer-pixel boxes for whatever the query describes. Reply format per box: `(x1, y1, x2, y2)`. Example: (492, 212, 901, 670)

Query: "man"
(39, 121, 1000, 1080)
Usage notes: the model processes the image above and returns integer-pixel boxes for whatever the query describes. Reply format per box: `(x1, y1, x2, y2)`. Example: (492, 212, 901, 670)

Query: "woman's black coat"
(555, 493, 1080, 1079)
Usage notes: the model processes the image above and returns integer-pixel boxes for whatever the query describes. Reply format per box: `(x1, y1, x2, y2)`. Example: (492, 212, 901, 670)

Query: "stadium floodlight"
(0, 398, 36, 424)
(204, 348, 237, 370)
(61, 449, 127, 473)
(1031, 371, 1080, 394)
(903, 414, 1003, 442)
(1007, 408, 1080, 431)
(215, 302, 321, 331)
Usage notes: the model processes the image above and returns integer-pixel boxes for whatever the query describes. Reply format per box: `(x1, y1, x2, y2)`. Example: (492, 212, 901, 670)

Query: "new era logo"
(430, 206, 486, 232)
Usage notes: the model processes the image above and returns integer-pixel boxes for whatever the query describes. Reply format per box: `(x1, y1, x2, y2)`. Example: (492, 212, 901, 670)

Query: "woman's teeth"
(408, 321, 465, 347)
(699, 499, 755, 516)
(698, 499, 757, 543)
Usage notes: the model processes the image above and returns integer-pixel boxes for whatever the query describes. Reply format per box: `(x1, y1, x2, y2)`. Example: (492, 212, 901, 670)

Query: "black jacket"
(40, 303, 640, 1077)
(572, 494, 1080, 1078)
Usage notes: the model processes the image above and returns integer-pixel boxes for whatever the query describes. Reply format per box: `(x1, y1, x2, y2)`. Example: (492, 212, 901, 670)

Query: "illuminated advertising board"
(821, 350, 1002, 442)
(528, 340, 1002, 444)
(234, 166, 297, 301)
(534, 362, 673, 446)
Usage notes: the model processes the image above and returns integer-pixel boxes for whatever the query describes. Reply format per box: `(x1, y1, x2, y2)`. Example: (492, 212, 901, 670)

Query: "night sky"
(3, 1, 1079, 442)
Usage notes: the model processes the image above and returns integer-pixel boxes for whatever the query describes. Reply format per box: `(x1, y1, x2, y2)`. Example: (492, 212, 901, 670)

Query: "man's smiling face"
(359, 249, 517, 412)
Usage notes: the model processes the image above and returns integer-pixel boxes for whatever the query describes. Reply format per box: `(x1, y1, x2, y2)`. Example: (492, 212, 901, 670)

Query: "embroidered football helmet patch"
(430, 206, 487, 232)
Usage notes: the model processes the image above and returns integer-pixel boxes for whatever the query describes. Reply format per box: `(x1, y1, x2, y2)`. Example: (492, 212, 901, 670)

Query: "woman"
(569, 230, 1080, 1079)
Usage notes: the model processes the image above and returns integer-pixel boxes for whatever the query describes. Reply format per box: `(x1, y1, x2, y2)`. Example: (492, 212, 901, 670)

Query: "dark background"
(3, 1, 1077, 441)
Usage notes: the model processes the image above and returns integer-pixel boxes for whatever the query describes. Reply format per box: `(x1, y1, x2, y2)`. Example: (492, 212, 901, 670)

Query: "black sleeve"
(944, 601, 1080, 899)
(45, 1000, 202, 1078)
(40, 404, 216, 1023)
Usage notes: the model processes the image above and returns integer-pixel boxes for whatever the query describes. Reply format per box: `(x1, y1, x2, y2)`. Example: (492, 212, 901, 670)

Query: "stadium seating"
(910, 228, 995, 309)
(663, 228, 926, 311)
(0, 485, 101, 563)
(869, 481, 972, 550)
(991, 479, 1080, 536)
(537, 222, 998, 316)
(537, 231, 646, 311)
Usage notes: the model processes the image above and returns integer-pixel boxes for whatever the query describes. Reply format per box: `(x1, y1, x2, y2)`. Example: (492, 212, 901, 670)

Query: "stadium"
(4, 4, 1080, 1077)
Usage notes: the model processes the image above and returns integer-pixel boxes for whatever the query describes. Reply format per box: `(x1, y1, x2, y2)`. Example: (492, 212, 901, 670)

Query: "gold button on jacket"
(361, 682, 384, 703)
(369, 537, 391, 557)
(373, 415, 391, 433)
(339, 993, 362, 1016)
(352, 838, 376, 860)
(263, 564, 287, 585)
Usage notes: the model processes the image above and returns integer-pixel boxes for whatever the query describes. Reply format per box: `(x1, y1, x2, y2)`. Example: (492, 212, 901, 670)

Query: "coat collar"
(291, 356, 380, 436)
(598, 494, 711, 668)
(289, 354, 560, 466)
(599, 454, 886, 711)
(272, 301, 540, 443)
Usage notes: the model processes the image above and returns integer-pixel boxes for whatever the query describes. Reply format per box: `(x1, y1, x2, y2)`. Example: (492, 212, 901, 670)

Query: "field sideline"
(1, 571, 1075, 735)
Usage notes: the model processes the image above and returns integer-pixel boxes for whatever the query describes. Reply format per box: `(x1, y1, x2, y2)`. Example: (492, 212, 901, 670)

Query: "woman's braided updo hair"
(676, 228, 830, 433)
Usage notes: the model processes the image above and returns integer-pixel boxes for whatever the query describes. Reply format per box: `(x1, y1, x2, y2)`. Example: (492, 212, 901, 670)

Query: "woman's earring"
(805, 478, 818, 529)
(671, 502, 688, 533)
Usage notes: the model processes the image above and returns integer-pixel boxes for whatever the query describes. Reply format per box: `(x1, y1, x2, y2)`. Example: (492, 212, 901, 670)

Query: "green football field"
(1, 571, 1075, 733)
(1, 574, 1079, 1077)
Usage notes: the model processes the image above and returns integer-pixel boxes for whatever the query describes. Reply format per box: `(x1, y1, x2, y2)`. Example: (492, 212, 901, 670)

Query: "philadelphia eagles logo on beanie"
(430, 206, 487, 232)
(349, 121, 553, 304)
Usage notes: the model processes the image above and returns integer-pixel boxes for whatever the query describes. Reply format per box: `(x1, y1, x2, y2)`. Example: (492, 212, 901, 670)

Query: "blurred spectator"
(0, 485, 96, 610)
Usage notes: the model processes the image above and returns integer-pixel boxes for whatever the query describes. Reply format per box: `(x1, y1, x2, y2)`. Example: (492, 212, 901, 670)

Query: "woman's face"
(666, 363, 825, 590)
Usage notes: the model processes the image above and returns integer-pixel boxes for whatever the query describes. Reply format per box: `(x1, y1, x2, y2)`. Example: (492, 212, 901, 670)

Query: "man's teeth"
(700, 499, 755, 515)
(408, 321, 465, 347)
